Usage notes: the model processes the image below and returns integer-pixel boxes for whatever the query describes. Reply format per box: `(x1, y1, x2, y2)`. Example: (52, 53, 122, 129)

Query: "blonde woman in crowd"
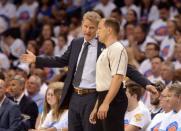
(30, 82, 68, 131)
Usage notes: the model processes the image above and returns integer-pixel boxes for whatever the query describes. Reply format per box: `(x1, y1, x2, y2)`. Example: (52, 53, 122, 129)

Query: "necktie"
(73, 42, 90, 87)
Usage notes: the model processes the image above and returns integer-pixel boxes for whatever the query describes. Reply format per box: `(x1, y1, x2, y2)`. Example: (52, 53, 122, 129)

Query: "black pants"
(68, 92, 97, 131)
(96, 88, 128, 131)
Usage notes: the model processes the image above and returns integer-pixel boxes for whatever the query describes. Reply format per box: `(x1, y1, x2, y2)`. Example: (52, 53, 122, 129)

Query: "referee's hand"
(97, 102, 109, 120)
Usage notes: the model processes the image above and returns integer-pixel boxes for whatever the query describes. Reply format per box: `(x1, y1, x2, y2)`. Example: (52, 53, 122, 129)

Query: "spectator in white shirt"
(124, 81, 151, 131)
(2, 28, 25, 67)
(94, 0, 116, 18)
(34, 82, 68, 131)
(16, 0, 38, 24)
(54, 34, 68, 57)
(160, 20, 177, 61)
(148, 2, 170, 43)
(0, 0, 16, 19)
(159, 82, 181, 130)
(148, 56, 164, 83)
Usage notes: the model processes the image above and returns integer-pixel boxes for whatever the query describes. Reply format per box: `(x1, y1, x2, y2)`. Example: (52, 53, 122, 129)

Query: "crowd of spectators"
(0, 0, 181, 130)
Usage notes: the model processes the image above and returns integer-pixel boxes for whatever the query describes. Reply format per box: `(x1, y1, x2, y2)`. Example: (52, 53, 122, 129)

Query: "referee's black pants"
(96, 88, 128, 131)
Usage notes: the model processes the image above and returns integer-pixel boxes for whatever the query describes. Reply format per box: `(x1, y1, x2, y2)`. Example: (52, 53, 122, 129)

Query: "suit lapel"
(72, 38, 84, 66)
(19, 95, 26, 110)
(0, 97, 8, 118)
(97, 42, 105, 60)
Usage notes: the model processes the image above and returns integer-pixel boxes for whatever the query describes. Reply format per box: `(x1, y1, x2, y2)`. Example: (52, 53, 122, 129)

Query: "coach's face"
(82, 19, 97, 41)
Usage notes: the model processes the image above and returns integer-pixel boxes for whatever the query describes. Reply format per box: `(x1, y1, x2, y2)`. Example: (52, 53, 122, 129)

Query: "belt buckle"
(77, 89, 84, 95)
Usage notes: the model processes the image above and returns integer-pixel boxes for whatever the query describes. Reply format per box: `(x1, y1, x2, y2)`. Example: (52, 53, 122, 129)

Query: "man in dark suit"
(9, 75, 39, 130)
(0, 79, 23, 131)
(21, 11, 157, 131)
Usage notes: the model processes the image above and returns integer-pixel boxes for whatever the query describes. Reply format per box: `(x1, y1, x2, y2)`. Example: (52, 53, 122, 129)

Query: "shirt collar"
(15, 92, 24, 104)
(83, 38, 97, 47)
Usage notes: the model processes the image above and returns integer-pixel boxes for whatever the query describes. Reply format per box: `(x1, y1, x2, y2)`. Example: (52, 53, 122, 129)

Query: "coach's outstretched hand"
(20, 50, 36, 64)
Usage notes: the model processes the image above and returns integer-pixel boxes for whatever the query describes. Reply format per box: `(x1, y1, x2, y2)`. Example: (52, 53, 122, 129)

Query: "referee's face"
(97, 20, 107, 43)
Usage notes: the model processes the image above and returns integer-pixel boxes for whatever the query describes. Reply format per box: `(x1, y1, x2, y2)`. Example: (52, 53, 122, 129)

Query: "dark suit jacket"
(36, 37, 151, 108)
(19, 95, 38, 129)
(0, 97, 23, 131)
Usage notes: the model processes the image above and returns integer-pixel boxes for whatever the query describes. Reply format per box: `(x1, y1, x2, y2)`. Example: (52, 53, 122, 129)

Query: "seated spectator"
(146, 87, 173, 130)
(139, 0, 159, 24)
(94, 0, 116, 18)
(159, 82, 181, 130)
(139, 42, 160, 78)
(0, 51, 10, 70)
(173, 69, 181, 82)
(27, 40, 39, 56)
(54, 34, 68, 57)
(16, 0, 38, 24)
(9, 75, 38, 129)
(121, 23, 136, 47)
(149, 81, 165, 119)
(126, 9, 138, 25)
(1, 28, 25, 67)
(0, 0, 16, 20)
(25, 75, 44, 113)
(110, 8, 126, 31)
(34, 82, 68, 131)
(40, 39, 60, 83)
(124, 81, 151, 131)
(148, 56, 164, 83)
(148, 2, 170, 43)
(37, 0, 54, 23)
(31, 67, 48, 96)
(173, 44, 181, 70)
(0, 79, 23, 130)
(160, 61, 174, 85)
(16, 63, 30, 79)
(37, 24, 57, 50)
(120, 0, 139, 19)
(160, 20, 177, 61)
